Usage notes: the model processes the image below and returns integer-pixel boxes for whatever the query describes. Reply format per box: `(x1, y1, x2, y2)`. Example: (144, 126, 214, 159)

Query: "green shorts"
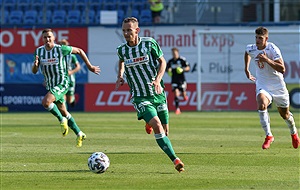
(49, 83, 69, 104)
(66, 84, 75, 96)
(132, 93, 169, 124)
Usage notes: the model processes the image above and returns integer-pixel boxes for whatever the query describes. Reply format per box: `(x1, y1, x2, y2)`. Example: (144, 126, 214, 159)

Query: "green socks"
(66, 114, 81, 135)
(155, 133, 177, 161)
(47, 103, 63, 122)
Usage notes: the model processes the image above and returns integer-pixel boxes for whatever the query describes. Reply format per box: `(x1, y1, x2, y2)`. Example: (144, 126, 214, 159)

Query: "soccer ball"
(87, 152, 110, 174)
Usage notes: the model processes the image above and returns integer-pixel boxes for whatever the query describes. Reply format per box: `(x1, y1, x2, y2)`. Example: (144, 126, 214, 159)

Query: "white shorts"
(256, 88, 290, 108)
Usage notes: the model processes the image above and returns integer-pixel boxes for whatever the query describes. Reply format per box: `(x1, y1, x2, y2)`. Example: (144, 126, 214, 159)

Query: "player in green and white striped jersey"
(58, 39, 81, 107)
(115, 17, 184, 172)
(32, 28, 100, 147)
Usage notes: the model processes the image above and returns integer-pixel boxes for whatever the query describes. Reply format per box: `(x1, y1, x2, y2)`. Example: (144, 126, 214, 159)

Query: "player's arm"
(152, 56, 166, 94)
(32, 55, 39, 74)
(71, 46, 100, 75)
(115, 60, 125, 91)
(244, 51, 256, 82)
(257, 52, 285, 73)
(183, 62, 190, 72)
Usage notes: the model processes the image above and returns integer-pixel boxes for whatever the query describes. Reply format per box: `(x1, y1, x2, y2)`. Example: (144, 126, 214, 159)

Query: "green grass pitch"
(1, 111, 299, 189)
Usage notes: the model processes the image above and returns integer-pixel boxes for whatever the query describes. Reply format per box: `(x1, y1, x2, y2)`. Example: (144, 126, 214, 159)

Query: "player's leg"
(133, 97, 184, 172)
(275, 92, 299, 149)
(174, 87, 181, 114)
(256, 90, 274, 149)
(42, 92, 63, 122)
(67, 84, 76, 107)
(181, 81, 188, 101)
(57, 101, 86, 147)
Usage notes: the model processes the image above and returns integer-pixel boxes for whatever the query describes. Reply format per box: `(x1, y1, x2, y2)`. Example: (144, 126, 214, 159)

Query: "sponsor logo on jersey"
(124, 56, 149, 67)
(41, 58, 59, 65)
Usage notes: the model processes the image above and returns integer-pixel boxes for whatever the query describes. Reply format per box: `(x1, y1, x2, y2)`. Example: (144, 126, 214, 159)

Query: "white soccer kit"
(246, 42, 289, 107)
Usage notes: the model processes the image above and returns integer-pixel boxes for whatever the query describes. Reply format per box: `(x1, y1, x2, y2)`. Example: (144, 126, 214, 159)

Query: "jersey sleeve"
(269, 43, 282, 60)
(61, 45, 72, 56)
(150, 38, 163, 59)
(116, 46, 124, 61)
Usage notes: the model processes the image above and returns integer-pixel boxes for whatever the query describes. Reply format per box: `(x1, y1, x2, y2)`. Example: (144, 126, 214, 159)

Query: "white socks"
(284, 112, 297, 135)
(258, 110, 272, 136)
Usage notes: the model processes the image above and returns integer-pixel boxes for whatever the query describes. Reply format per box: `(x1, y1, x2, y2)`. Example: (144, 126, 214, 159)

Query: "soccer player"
(244, 26, 299, 149)
(115, 17, 185, 172)
(58, 39, 81, 107)
(166, 47, 190, 115)
(32, 28, 100, 147)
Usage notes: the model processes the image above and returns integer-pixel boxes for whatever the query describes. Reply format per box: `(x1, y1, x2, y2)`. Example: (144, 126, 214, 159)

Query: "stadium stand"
(32, 0, 44, 12)
(80, 9, 95, 24)
(17, 0, 31, 11)
(89, 0, 103, 12)
(117, 9, 125, 24)
(102, 0, 117, 11)
(52, 9, 66, 24)
(3, 0, 17, 11)
(67, 9, 81, 24)
(74, 0, 87, 12)
(8, 10, 23, 24)
(60, 0, 74, 10)
(23, 9, 38, 24)
(140, 9, 152, 24)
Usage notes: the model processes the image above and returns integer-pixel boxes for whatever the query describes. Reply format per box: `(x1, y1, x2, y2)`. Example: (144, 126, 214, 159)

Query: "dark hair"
(42, 28, 53, 34)
(255, 27, 268, 36)
(123, 17, 138, 24)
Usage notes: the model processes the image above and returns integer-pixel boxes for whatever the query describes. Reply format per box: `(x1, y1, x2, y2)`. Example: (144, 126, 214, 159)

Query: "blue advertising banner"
(0, 84, 84, 112)
(4, 54, 88, 84)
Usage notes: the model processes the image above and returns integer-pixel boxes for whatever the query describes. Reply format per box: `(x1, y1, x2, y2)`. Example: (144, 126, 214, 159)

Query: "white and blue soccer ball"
(88, 152, 110, 174)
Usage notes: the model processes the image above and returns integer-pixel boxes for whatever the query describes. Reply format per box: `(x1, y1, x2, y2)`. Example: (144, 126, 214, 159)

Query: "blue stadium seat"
(130, 9, 139, 19)
(81, 9, 95, 24)
(23, 9, 38, 24)
(37, 10, 51, 24)
(89, 0, 103, 12)
(60, 0, 74, 10)
(140, 9, 152, 24)
(74, 0, 87, 11)
(8, 10, 23, 24)
(17, 0, 31, 11)
(132, 0, 147, 11)
(117, 0, 131, 13)
(67, 10, 81, 24)
(32, 0, 44, 12)
(95, 10, 100, 24)
(102, 0, 116, 10)
(117, 9, 125, 24)
(1, 10, 10, 24)
(3, 0, 17, 11)
(45, 0, 59, 11)
(52, 9, 66, 24)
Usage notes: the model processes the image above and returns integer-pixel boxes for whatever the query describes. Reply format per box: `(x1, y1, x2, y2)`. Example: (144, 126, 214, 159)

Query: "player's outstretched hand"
(89, 65, 101, 75)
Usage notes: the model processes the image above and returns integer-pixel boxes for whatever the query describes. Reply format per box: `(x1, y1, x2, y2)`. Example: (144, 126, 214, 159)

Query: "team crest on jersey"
(141, 47, 148, 54)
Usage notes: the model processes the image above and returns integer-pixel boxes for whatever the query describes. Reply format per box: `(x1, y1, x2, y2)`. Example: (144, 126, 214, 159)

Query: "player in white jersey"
(115, 17, 184, 172)
(244, 26, 299, 149)
(32, 28, 100, 147)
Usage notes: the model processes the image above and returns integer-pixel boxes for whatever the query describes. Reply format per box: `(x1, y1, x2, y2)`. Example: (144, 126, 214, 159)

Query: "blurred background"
(1, 0, 299, 112)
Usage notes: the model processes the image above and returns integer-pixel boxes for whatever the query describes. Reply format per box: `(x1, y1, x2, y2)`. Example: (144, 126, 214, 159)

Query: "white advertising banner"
(88, 25, 300, 84)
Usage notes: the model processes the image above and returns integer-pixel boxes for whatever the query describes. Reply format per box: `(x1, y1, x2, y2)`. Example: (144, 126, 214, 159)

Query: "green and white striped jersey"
(34, 44, 72, 90)
(65, 54, 79, 85)
(117, 37, 165, 98)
